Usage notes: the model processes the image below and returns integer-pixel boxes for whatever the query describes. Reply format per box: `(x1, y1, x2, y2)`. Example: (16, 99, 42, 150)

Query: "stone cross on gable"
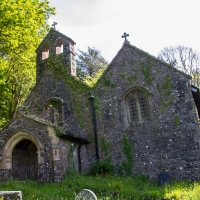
(121, 32, 129, 42)
(52, 22, 58, 29)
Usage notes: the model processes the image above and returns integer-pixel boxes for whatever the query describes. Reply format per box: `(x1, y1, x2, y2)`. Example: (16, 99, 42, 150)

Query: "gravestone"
(75, 189, 97, 200)
(158, 172, 170, 186)
(0, 191, 22, 200)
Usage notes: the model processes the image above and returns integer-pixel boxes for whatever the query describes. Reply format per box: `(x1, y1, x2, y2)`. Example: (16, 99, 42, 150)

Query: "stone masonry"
(0, 28, 200, 182)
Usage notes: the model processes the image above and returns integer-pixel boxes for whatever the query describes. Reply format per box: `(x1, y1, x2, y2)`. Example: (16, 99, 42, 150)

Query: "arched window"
(45, 99, 63, 126)
(42, 44, 49, 60)
(56, 38, 63, 55)
(125, 89, 150, 122)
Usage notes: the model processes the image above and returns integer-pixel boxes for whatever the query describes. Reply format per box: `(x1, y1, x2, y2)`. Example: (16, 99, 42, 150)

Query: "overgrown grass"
(1, 175, 200, 199)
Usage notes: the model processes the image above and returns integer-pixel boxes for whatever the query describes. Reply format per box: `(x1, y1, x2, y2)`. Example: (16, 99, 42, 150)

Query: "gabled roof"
(103, 40, 191, 80)
(0, 112, 51, 134)
(36, 28, 76, 52)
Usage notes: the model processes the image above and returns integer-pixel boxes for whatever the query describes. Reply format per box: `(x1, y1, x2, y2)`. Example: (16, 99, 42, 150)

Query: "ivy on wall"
(158, 74, 177, 112)
(65, 143, 77, 177)
(140, 58, 155, 86)
(53, 125, 65, 137)
(120, 73, 137, 85)
(102, 75, 116, 88)
(47, 54, 92, 130)
(122, 135, 133, 175)
(174, 115, 179, 127)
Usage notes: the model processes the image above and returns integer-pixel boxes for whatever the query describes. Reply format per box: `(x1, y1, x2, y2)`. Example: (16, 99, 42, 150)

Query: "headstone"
(0, 191, 22, 200)
(75, 189, 97, 200)
(158, 172, 170, 186)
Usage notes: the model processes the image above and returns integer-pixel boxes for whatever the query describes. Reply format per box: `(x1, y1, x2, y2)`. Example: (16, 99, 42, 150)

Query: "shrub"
(90, 157, 113, 175)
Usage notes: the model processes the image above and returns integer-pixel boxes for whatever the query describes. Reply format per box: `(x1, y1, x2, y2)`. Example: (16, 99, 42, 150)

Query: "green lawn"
(0, 175, 200, 199)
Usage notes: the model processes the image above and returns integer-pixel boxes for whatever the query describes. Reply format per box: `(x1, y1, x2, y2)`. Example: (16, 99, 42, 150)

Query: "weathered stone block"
(0, 191, 22, 200)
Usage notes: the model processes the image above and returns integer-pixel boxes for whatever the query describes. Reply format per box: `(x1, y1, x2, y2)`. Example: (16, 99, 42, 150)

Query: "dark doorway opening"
(12, 139, 38, 179)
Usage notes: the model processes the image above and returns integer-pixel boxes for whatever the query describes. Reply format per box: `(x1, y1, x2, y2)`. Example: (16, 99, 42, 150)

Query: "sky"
(48, 0, 200, 62)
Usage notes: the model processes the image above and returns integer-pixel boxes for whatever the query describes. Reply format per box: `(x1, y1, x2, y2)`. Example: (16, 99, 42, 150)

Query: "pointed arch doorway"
(12, 139, 38, 179)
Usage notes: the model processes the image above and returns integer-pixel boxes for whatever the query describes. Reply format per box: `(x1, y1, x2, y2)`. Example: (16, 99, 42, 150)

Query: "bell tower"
(35, 27, 76, 83)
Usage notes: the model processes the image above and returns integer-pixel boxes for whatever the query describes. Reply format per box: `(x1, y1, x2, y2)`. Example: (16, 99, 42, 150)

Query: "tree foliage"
(76, 47, 108, 78)
(158, 45, 200, 87)
(0, 0, 55, 128)
(0, 0, 55, 57)
(82, 69, 104, 87)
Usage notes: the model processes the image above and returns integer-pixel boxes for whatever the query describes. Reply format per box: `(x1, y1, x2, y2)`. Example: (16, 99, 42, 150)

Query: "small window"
(45, 99, 63, 126)
(56, 39, 63, 54)
(42, 44, 49, 60)
(125, 90, 150, 122)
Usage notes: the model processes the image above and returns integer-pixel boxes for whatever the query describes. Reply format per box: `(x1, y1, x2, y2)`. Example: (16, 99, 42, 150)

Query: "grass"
(0, 175, 200, 199)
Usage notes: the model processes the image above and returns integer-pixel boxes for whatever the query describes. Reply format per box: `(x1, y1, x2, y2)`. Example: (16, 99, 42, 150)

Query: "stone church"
(0, 28, 200, 182)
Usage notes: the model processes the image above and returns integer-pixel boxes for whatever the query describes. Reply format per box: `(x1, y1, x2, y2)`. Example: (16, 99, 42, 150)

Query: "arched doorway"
(12, 139, 38, 179)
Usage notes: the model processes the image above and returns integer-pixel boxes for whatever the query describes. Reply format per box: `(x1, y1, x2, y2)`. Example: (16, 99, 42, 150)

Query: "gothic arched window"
(56, 38, 63, 55)
(125, 89, 150, 122)
(42, 44, 49, 60)
(45, 99, 63, 126)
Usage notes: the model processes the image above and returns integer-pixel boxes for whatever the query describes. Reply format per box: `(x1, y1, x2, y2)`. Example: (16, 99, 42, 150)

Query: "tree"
(82, 69, 104, 87)
(0, 0, 55, 128)
(158, 45, 200, 87)
(76, 47, 108, 78)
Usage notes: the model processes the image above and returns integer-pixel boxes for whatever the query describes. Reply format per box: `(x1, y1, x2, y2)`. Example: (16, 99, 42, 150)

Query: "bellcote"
(35, 29, 76, 82)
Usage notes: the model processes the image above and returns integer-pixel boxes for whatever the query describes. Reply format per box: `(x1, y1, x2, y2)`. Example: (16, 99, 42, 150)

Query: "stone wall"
(23, 68, 93, 141)
(1, 30, 200, 183)
(0, 116, 55, 182)
(0, 61, 94, 183)
(0, 169, 12, 182)
(96, 43, 200, 180)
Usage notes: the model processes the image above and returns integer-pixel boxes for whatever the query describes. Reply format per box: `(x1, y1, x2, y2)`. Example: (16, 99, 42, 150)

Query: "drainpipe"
(89, 92, 99, 160)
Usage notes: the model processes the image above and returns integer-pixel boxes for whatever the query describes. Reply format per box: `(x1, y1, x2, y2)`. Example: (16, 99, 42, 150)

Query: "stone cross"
(52, 22, 58, 29)
(121, 32, 129, 41)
